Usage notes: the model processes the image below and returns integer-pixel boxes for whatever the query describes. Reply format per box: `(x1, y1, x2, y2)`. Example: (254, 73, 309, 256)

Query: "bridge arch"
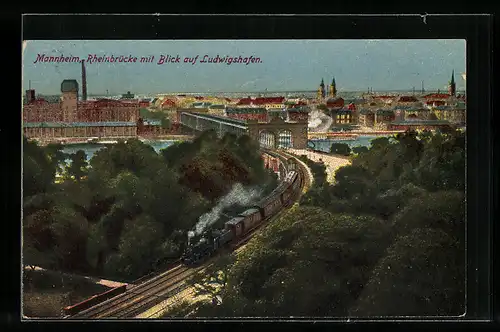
(259, 130, 277, 148)
(277, 129, 293, 149)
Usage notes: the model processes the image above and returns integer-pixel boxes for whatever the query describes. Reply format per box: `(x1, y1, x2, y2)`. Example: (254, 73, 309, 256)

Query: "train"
(181, 169, 301, 266)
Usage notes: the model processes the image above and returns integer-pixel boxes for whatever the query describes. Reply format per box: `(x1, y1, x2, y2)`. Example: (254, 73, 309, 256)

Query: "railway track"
(135, 150, 313, 318)
(66, 149, 312, 319)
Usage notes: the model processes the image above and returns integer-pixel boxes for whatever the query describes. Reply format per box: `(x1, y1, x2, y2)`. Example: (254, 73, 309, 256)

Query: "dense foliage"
(183, 130, 465, 317)
(329, 143, 351, 156)
(22, 131, 275, 281)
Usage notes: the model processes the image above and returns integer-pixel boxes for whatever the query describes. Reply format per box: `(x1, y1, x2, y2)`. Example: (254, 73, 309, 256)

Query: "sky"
(22, 40, 466, 95)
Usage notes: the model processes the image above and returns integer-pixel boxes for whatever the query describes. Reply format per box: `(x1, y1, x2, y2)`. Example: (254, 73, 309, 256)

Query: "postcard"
(22, 39, 466, 320)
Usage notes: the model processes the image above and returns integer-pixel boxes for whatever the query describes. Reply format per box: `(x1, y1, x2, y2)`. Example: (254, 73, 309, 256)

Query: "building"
(286, 107, 309, 122)
(139, 99, 151, 108)
(358, 109, 375, 127)
(23, 78, 141, 140)
(25, 89, 36, 103)
(431, 105, 466, 125)
(329, 77, 337, 98)
(326, 97, 345, 109)
(121, 91, 135, 99)
(389, 119, 454, 131)
(23, 121, 137, 139)
(331, 109, 354, 125)
(137, 118, 169, 136)
(236, 97, 285, 109)
(208, 104, 226, 116)
(449, 70, 456, 96)
(374, 109, 396, 129)
(225, 107, 268, 122)
(192, 102, 212, 108)
(61, 79, 79, 123)
(160, 98, 177, 109)
(317, 79, 326, 100)
(77, 99, 139, 122)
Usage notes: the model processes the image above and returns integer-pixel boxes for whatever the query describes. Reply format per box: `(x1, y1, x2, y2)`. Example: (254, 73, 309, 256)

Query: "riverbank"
(31, 134, 194, 147)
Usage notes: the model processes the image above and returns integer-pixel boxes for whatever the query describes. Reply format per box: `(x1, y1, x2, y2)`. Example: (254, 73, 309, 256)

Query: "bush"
(330, 143, 351, 156)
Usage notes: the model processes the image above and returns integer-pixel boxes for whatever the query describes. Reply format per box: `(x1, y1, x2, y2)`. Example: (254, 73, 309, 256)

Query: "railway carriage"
(224, 216, 245, 238)
(257, 192, 283, 219)
(239, 208, 263, 235)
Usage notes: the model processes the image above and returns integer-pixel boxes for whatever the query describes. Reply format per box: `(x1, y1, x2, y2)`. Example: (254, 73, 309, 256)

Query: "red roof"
(398, 96, 419, 102)
(423, 93, 450, 99)
(236, 97, 285, 106)
(161, 98, 176, 106)
(425, 100, 446, 106)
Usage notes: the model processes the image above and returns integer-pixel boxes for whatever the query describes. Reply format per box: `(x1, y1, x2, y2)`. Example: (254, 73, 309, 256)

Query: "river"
(60, 136, 385, 161)
(61, 140, 177, 161)
(308, 135, 383, 153)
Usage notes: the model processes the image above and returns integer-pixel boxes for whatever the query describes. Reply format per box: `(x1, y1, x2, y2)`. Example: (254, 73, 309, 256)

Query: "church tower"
(318, 78, 326, 100)
(448, 70, 456, 96)
(329, 77, 337, 98)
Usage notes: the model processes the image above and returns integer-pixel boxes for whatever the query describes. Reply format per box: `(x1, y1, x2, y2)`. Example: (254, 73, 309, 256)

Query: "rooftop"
(23, 121, 137, 128)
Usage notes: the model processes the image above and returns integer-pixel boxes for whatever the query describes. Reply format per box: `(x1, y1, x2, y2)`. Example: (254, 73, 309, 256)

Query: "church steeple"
(329, 76, 337, 98)
(449, 70, 456, 96)
(318, 78, 326, 99)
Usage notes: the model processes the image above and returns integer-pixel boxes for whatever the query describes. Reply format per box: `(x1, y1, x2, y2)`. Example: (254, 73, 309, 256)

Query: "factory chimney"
(81, 60, 87, 101)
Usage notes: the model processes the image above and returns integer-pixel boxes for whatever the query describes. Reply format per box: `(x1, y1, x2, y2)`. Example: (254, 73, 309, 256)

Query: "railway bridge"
(179, 111, 308, 149)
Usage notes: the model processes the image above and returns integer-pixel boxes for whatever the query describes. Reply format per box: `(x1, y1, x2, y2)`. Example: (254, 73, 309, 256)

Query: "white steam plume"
(192, 183, 263, 236)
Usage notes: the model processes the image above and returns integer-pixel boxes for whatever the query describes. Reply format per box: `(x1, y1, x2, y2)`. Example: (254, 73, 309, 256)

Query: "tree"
(207, 207, 392, 317)
(330, 143, 351, 156)
(66, 150, 88, 182)
(103, 215, 165, 279)
(23, 137, 57, 197)
(350, 228, 465, 316)
(160, 117, 171, 130)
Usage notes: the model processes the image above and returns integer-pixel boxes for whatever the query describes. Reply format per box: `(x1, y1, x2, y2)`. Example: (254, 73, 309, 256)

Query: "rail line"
(136, 150, 312, 318)
(65, 149, 312, 319)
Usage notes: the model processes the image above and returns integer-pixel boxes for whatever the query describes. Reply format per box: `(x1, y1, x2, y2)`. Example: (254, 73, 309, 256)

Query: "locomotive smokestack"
(81, 60, 87, 101)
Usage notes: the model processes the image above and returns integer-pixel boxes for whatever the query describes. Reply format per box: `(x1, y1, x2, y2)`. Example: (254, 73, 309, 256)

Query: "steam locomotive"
(181, 170, 301, 266)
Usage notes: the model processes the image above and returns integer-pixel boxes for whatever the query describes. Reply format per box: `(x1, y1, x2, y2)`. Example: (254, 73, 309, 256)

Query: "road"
(287, 149, 351, 183)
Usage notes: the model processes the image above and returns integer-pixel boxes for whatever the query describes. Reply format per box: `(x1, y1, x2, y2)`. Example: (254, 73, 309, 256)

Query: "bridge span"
(179, 111, 308, 149)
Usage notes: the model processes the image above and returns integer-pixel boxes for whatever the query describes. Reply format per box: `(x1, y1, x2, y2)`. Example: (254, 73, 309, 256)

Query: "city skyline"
(23, 40, 466, 95)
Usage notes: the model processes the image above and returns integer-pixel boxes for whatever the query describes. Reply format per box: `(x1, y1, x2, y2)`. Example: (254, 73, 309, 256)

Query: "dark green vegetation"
(23, 131, 276, 283)
(181, 130, 465, 317)
(329, 142, 351, 156)
(140, 108, 171, 129)
(23, 268, 111, 317)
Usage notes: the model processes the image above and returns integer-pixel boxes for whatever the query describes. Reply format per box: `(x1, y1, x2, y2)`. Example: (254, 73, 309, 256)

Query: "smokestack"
(81, 60, 87, 101)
